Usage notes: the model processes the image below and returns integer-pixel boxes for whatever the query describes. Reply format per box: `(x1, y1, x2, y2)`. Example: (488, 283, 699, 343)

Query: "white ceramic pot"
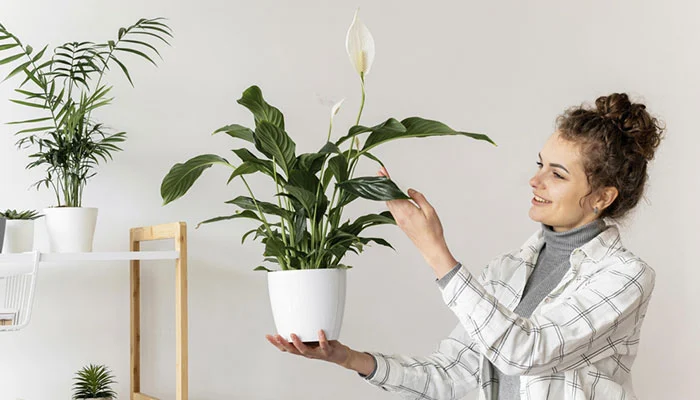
(43, 207, 98, 253)
(1, 219, 35, 253)
(267, 268, 347, 343)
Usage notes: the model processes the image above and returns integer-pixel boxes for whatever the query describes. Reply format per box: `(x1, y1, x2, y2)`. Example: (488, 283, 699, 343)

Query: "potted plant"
(72, 364, 117, 400)
(0, 209, 41, 253)
(160, 10, 496, 342)
(0, 18, 172, 252)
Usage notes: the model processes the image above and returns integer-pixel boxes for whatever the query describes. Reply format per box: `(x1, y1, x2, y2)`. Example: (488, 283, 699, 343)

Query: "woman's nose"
(529, 172, 541, 188)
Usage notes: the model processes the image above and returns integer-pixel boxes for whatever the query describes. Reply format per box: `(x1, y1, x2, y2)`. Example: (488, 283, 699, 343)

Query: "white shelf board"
(0, 251, 180, 276)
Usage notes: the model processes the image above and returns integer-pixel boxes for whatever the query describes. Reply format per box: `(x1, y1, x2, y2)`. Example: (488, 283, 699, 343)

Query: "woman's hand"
(265, 330, 377, 376)
(266, 330, 377, 375)
(266, 330, 351, 366)
(378, 166, 458, 277)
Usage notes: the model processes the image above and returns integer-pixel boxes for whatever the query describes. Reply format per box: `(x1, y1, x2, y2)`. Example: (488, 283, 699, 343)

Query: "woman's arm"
(356, 323, 481, 399)
(442, 255, 655, 376)
(267, 323, 482, 399)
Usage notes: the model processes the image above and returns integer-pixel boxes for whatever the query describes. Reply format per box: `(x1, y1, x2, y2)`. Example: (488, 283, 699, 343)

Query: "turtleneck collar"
(542, 219, 606, 254)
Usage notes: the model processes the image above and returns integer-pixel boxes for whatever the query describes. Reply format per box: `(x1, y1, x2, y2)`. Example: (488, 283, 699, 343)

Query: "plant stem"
(355, 73, 366, 126)
(316, 73, 367, 264)
(271, 158, 291, 268)
(240, 175, 287, 270)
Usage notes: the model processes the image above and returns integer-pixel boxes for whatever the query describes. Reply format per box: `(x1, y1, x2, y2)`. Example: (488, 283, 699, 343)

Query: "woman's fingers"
(265, 334, 286, 352)
(318, 330, 331, 356)
(291, 333, 318, 357)
(270, 332, 341, 362)
(276, 334, 303, 355)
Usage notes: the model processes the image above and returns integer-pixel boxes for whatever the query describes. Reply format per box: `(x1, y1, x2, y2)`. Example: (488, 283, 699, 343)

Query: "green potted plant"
(0, 209, 41, 253)
(0, 17, 172, 252)
(72, 364, 117, 400)
(160, 10, 496, 342)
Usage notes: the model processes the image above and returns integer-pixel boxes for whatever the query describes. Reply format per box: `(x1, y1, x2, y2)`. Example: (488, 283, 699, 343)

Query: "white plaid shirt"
(364, 224, 655, 400)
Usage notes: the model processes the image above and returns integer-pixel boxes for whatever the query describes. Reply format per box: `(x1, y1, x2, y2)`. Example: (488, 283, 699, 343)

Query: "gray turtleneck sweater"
(493, 220, 604, 399)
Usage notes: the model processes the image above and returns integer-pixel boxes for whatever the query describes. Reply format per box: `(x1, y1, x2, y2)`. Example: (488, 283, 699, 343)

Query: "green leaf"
(225, 195, 293, 220)
(263, 236, 286, 259)
(361, 117, 496, 154)
(288, 169, 320, 193)
(0, 43, 19, 51)
(336, 176, 411, 201)
(0, 53, 25, 65)
(15, 125, 54, 134)
(226, 161, 261, 183)
(283, 184, 317, 217)
(253, 121, 296, 176)
(109, 54, 133, 86)
(326, 154, 349, 187)
(114, 47, 157, 66)
(6, 116, 53, 125)
(10, 99, 47, 109)
(120, 39, 163, 59)
(336, 118, 405, 147)
(236, 85, 285, 129)
(160, 154, 233, 205)
(296, 142, 341, 175)
(359, 236, 395, 250)
(195, 210, 262, 229)
(254, 266, 273, 272)
(292, 208, 307, 246)
(31, 44, 47, 62)
(213, 124, 254, 143)
(230, 148, 280, 182)
(340, 211, 396, 236)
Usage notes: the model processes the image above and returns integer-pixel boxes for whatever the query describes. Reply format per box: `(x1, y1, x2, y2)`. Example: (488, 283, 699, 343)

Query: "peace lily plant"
(160, 10, 495, 341)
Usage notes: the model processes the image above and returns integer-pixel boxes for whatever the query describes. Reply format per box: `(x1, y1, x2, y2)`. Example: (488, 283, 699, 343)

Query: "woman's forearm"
(339, 347, 376, 376)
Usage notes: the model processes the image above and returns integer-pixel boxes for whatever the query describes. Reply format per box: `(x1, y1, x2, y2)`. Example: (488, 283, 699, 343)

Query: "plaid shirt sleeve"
(362, 322, 481, 399)
(361, 264, 490, 399)
(440, 255, 656, 376)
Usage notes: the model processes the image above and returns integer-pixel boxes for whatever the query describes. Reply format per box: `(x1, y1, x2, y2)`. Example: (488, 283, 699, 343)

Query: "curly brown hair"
(556, 93, 664, 219)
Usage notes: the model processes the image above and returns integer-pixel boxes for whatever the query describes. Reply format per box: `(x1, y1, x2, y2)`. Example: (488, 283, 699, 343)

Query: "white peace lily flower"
(345, 8, 375, 76)
(331, 98, 345, 118)
(327, 98, 345, 141)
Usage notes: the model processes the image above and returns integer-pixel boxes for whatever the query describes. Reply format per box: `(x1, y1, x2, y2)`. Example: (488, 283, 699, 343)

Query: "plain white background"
(0, 1, 697, 399)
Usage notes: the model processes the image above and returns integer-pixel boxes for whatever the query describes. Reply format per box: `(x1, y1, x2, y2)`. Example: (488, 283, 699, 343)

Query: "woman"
(266, 92, 664, 399)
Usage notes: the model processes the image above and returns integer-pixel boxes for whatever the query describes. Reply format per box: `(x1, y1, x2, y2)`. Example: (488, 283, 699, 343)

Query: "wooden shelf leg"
(175, 224, 188, 400)
(130, 236, 141, 400)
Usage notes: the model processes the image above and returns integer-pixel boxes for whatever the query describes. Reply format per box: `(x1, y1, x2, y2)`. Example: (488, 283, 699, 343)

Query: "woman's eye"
(536, 162, 543, 168)
(553, 172, 564, 179)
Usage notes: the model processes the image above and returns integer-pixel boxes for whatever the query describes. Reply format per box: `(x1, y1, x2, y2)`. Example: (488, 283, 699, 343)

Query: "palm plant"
(72, 364, 117, 399)
(160, 10, 496, 271)
(0, 17, 172, 207)
(0, 209, 41, 220)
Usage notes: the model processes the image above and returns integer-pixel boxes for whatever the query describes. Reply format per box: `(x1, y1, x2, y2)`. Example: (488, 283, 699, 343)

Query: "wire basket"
(0, 251, 40, 331)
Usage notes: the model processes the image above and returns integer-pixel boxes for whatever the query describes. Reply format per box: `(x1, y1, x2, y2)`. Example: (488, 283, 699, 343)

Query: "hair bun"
(594, 93, 663, 161)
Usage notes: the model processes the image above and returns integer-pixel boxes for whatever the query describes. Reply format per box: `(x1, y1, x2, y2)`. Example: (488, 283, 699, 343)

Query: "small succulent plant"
(72, 364, 117, 399)
(0, 209, 41, 220)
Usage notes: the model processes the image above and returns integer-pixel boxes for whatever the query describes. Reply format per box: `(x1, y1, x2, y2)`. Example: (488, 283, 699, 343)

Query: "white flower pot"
(267, 268, 347, 343)
(1, 219, 35, 253)
(43, 207, 98, 253)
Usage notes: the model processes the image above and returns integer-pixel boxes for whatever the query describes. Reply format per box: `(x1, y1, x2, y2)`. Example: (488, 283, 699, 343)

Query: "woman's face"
(528, 131, 598, 232)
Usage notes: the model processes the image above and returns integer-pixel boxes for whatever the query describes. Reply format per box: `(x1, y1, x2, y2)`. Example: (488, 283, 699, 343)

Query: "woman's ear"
(595, 186, 619, 212)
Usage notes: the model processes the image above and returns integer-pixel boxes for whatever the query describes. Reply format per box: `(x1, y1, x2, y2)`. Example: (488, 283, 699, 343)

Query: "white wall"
(0, 0, 697, 399)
